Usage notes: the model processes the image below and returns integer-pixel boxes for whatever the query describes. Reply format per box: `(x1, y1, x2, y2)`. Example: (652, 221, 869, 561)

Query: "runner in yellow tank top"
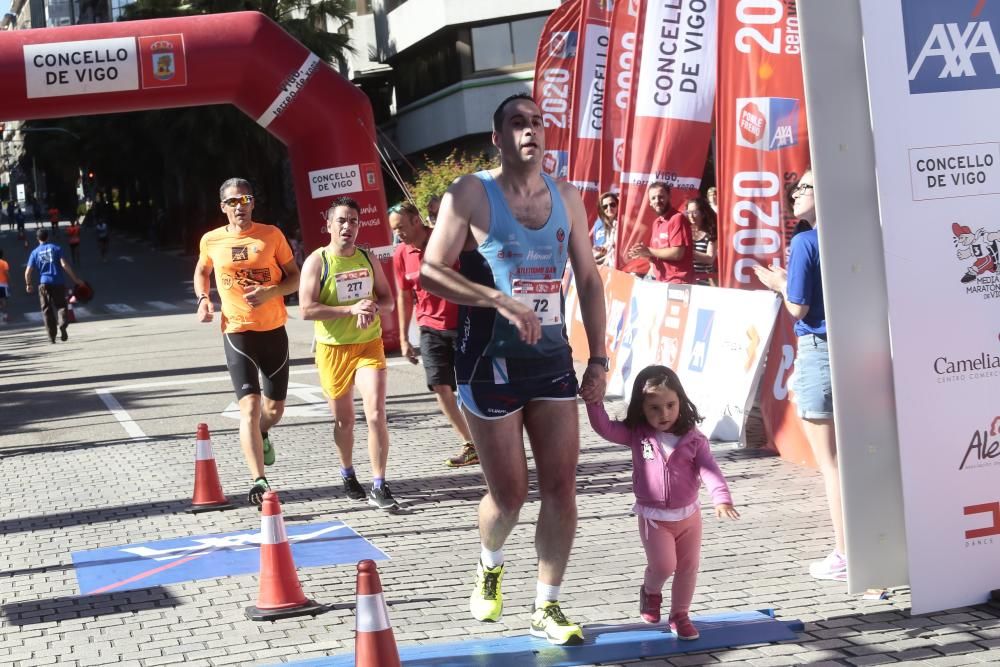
(299, 196, 399, 510)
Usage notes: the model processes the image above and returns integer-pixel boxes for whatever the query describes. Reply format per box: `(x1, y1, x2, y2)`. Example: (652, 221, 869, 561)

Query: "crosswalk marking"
(16, 299, 235, 322)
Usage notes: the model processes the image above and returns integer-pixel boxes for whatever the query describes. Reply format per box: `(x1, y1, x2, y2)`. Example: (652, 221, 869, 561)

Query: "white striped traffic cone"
(354, 559, 400, 667)
(187, 423, 233, 513)
(245, 491, 324, 620)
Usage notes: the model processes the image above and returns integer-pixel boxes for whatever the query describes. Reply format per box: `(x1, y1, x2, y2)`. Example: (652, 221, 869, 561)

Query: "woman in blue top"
(753, 170, 846, 583)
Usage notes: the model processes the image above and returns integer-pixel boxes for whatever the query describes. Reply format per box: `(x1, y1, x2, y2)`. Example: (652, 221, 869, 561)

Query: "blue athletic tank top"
(455, 170, 574, 383)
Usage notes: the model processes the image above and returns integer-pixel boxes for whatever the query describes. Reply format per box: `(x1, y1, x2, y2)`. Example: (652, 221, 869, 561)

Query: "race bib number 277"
(335, 269, 372, 303)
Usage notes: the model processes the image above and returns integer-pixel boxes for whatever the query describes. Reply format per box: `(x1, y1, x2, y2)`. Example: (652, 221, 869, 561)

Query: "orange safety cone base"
(185, 499, 234, 514)
(356, 632, 401, 667)
(245, 599, 325, 621)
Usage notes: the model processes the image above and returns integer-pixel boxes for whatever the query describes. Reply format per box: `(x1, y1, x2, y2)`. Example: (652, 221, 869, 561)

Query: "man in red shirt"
(390, 202, 478, 467)
(628, 181, 693, 283)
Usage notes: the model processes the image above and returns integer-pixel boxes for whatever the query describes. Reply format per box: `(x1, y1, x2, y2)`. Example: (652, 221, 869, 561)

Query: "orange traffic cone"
(246, 491, 325, 620)
(354, 560, 401, 667)
(187, 423, 233, 513)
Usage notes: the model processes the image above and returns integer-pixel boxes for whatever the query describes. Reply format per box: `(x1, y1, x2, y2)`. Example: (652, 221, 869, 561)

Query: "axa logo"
(734, 97, 798, 152)
(904, 0, 1000, 94)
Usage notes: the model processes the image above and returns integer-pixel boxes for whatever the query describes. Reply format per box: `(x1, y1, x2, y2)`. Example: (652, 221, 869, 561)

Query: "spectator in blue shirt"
(25, 228, 85, 343)
(753, 169, 846, 583)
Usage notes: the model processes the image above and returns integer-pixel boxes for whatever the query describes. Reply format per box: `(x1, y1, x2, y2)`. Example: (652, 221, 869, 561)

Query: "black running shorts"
(223, 326, 290, 401)
(419, 326, 457, 391)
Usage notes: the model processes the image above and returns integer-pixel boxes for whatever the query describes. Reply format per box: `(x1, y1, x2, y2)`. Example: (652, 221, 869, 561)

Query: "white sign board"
(860, 0, 1000, 613)
(23, 38, 139, 99)
(308, 165, 360, 198)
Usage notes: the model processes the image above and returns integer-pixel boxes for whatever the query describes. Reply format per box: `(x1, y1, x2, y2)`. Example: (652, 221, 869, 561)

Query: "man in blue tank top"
(421, 93, 609, 645)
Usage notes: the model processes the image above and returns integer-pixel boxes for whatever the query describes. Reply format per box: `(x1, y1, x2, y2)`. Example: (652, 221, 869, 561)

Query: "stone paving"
(1, 226, 999, 666)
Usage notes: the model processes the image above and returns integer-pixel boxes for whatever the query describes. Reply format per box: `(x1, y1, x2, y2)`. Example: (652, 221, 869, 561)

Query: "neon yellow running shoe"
(530, 601, 584, 646)
(469, 561, 504, 622)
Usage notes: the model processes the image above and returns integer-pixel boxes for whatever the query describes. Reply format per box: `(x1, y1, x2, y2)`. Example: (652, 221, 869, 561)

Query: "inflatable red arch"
(0, 11, 398, 346)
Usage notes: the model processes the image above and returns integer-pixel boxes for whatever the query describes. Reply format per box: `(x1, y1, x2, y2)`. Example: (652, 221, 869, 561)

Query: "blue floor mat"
(276, 609, 800, 666)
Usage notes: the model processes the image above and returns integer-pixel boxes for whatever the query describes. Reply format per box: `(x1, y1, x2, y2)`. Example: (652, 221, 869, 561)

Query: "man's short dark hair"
(326, 196, 361, 218)
(36, 229, 48, 242)
(219, 178, 253, 201)
(648, 181, 671, 195)
(493, 93, 537, 132)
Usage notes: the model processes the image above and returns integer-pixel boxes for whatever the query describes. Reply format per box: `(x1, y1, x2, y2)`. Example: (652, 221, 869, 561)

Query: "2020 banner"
(716, 0, 813, 464)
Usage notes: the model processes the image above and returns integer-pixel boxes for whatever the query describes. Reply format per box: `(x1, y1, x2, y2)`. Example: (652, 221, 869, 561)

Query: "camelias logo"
(933, 348, 1000, 384)
(903, 0, 1000, 94)
(958, 416, 1000, 470)
(950, 222, 1000, 298)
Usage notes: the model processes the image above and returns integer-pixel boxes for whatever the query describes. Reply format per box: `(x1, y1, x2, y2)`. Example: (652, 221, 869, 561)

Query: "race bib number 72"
(512, 279, 561, 325)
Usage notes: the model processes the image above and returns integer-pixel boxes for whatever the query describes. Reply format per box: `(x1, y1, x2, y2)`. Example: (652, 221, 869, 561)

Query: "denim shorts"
(792, 334, 833, 420)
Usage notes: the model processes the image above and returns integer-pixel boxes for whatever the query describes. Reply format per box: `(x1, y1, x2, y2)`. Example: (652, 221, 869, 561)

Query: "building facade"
(346, 0, 558, 164)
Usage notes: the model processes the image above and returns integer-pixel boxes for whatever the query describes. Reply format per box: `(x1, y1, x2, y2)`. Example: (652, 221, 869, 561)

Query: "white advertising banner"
(566, 268, 780, 443)
(860, 0, 1000, 613)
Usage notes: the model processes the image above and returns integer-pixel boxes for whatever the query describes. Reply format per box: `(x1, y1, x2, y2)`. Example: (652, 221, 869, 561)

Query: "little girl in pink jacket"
(587, 365, 740, 640)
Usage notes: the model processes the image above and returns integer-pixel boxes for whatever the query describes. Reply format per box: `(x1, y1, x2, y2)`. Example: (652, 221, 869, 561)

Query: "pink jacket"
(587, 402, 733, 509)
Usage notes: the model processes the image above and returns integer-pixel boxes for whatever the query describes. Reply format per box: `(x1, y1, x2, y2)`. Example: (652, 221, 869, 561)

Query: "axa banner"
(860, 0, 1000, 614)
(534, 0, 582, 181)
(566, 267, 780, 442)
(600, 0, 640, 201)
(568, 0, 612, 221)
(72, 521, 386, 595)
(715, 0, 812, 464)
(616, 0, 717, 273)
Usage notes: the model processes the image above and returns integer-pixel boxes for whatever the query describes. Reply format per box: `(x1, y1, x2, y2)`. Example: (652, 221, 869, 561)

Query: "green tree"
(407, 150, 497, 214)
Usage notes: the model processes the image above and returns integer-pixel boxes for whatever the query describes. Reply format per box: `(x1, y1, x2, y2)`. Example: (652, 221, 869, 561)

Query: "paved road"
(1, 224, 999, 666)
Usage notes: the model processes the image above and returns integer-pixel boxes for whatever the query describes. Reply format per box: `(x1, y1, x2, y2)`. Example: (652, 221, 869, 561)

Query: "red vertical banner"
(535, 0, 582, 182)
(568, 0, 613, 222)
(716, 0, 810, 287)
(716, 0, 812, 462)
(600, 0, 640, 197)
(616, 0, 718, 273)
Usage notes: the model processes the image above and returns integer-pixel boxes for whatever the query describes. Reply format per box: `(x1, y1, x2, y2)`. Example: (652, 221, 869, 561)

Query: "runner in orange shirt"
(0, 248, 9, 323)
(193, 178, 300, 507)
(65, 219, 81, 265)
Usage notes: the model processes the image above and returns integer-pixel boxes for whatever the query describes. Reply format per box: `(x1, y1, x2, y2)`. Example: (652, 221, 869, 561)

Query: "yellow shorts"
(315, 337, 387, 399)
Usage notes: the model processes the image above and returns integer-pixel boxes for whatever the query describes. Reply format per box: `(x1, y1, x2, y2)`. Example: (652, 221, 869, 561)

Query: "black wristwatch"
(588, 356, 610, 372)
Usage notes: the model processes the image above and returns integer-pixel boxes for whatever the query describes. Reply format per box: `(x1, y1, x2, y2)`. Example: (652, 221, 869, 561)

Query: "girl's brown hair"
(623, 365, 703, 435)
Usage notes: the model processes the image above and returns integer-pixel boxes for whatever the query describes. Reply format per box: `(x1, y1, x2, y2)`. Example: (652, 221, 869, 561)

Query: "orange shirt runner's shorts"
(198, 222, 294, 333)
